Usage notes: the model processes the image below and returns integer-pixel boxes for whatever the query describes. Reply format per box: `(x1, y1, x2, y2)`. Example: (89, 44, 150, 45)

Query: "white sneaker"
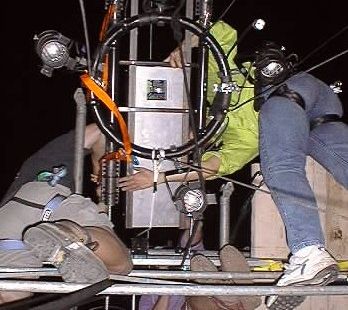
(266, 245, 339, 309)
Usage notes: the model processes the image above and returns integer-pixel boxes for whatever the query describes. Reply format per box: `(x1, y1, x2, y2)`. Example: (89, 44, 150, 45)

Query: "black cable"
(171, 0, 186, 33)
(169, 158, 271, 194)
(230, 61, 254, 107)
(229, 191, 253, 245)
(78, 0, 92, 74)
(164, 174, 203, 268)
(305, 48, 348, 73)
(234, 56, 255, 85)
(231, 44, 348, 113)
(176, 44, 207, 192)
(229, 24, 348, 113)
(229, 171, 262, 244)
(228, 64, 300, 113)
(213, 0, 237, 24)
(179, 219, 200, 267)
(0, 293, 60, 310)
(226, 23, 253, 59)
(124, 0, 129, 18)
(169, 2, 208, 196)
(30, 279, 114, 310)
(298, 24, 348, 67)
(163, 169, 203, 268)
(202, 0, 238, 35)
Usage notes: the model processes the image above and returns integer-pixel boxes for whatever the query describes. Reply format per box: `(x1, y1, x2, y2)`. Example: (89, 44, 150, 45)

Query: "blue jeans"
(259, 72, 348, 253)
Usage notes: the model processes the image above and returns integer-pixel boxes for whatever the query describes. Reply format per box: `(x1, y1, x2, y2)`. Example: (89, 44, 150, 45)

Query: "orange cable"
(99, 4, 116, 42)
(80, 73, 132, 161)
(101, 53, 109, 89)
(99, 4, 116, 89)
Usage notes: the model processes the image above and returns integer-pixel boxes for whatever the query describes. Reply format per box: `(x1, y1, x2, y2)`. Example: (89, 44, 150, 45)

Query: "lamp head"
(173, 183, 207, 219)
(254, 41, 298, 86)
(34, 30, 76, 77)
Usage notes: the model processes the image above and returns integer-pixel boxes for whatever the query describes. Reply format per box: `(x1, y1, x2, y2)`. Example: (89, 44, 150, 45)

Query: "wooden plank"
(250, 163, 289, 259)
(251, 158, 348, 260)
(251, 158, 348, 309)
(326, 174, 348, 260)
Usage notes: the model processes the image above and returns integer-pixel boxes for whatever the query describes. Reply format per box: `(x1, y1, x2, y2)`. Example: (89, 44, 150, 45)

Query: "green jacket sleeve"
(203, 21, 259, 176)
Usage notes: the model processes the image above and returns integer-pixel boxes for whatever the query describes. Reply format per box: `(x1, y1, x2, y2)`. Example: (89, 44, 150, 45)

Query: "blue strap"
(0, 240, 29, 250)
(41, 194, 66, 221)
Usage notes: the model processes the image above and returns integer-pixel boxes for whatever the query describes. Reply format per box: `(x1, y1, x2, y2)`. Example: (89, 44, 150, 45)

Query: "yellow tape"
(252, 260, 284, 272)
(338, 261, 348, 272)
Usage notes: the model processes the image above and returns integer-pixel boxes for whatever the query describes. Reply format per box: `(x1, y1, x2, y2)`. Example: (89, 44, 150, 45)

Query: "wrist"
(158, 172, 165, 184)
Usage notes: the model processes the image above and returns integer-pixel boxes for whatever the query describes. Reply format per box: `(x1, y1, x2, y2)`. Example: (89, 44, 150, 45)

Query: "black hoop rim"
(91, 14, 231, 160)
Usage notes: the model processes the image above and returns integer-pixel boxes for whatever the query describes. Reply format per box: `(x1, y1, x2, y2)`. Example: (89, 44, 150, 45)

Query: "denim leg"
(309, 122, 348, 188)
(259, 97, 324, 253)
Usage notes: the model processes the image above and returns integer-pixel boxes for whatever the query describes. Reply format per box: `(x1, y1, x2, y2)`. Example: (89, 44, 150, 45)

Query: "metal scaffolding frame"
(0, 276, 347, 297)
(1, 263, 347, 290)
(0, 252, 347, 309)
(2, 1, 346, 310)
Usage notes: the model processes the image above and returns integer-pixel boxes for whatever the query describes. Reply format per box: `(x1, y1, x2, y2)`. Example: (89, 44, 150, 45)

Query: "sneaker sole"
(295, 264, 339, 286)
(267, 264, 339, 309)
(268, 295, 306, 310)
(23, 224, 109, 283)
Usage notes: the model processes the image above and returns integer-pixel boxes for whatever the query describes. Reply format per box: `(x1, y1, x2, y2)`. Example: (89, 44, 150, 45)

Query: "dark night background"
(0, 1, 347, 249)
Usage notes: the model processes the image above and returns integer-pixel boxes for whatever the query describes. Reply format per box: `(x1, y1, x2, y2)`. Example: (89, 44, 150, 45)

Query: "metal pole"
(129, 0, 139, 60)
(6, 268, 346, 283)
(219, 182, 234, 248)
(0, 267, 284, 281)
(0, 280, 347, 296)
(128, 270, 281, 281)
(132, 294, 136, 310)
(195, 0, 213, 133)
(73, 88, 87, 195)
(101, 1, 123, 212)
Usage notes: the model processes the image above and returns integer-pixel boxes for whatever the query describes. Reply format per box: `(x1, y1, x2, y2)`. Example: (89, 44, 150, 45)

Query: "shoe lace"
(283, 256, 308, 275)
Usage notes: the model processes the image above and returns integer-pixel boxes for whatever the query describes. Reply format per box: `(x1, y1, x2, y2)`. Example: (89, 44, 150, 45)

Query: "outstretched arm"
(118, 155, 221, 192)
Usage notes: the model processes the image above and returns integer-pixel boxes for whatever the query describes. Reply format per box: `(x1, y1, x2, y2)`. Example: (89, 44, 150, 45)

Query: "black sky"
(0, 0, 347, 197)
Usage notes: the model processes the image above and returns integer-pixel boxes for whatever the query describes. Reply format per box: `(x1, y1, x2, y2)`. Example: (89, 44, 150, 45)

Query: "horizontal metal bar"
(110, 274, 193, 285)
(119, 60, 193, 67)
(0, 270, 274, 284)
(131, 256, 266, 267)
(0, 280, 347, 296)
(118, 107, 190, 113)
(129, 270, 281, 280)
(0, 267, 280, 281)
(0, 267, 59, 278)
(132, 257, 192, 266)
(132, 250, 272, 268)
(0, 268, 301, 283)
(1, 268, 346, 286)
(0, 253, 273, 270)
(0, 267, 58, 273)
(146, 249, 220, 256)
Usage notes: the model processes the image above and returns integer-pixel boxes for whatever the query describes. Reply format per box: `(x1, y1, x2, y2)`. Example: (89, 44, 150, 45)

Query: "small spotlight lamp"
(34, 30, 77, 77)
(173, 183, 207, 219)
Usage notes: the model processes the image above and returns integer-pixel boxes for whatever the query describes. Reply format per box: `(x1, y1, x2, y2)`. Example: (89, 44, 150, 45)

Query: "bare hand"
(163, 46, 184, 68)
(118, 167, 155, 191)
(163, 34, 198, 68)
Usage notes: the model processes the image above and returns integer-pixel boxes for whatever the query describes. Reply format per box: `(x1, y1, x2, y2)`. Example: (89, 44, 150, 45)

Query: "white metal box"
(126, 65, 189, 228)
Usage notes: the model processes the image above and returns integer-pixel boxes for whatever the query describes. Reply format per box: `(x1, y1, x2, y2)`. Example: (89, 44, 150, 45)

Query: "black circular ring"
(91, 14, 231, 159)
